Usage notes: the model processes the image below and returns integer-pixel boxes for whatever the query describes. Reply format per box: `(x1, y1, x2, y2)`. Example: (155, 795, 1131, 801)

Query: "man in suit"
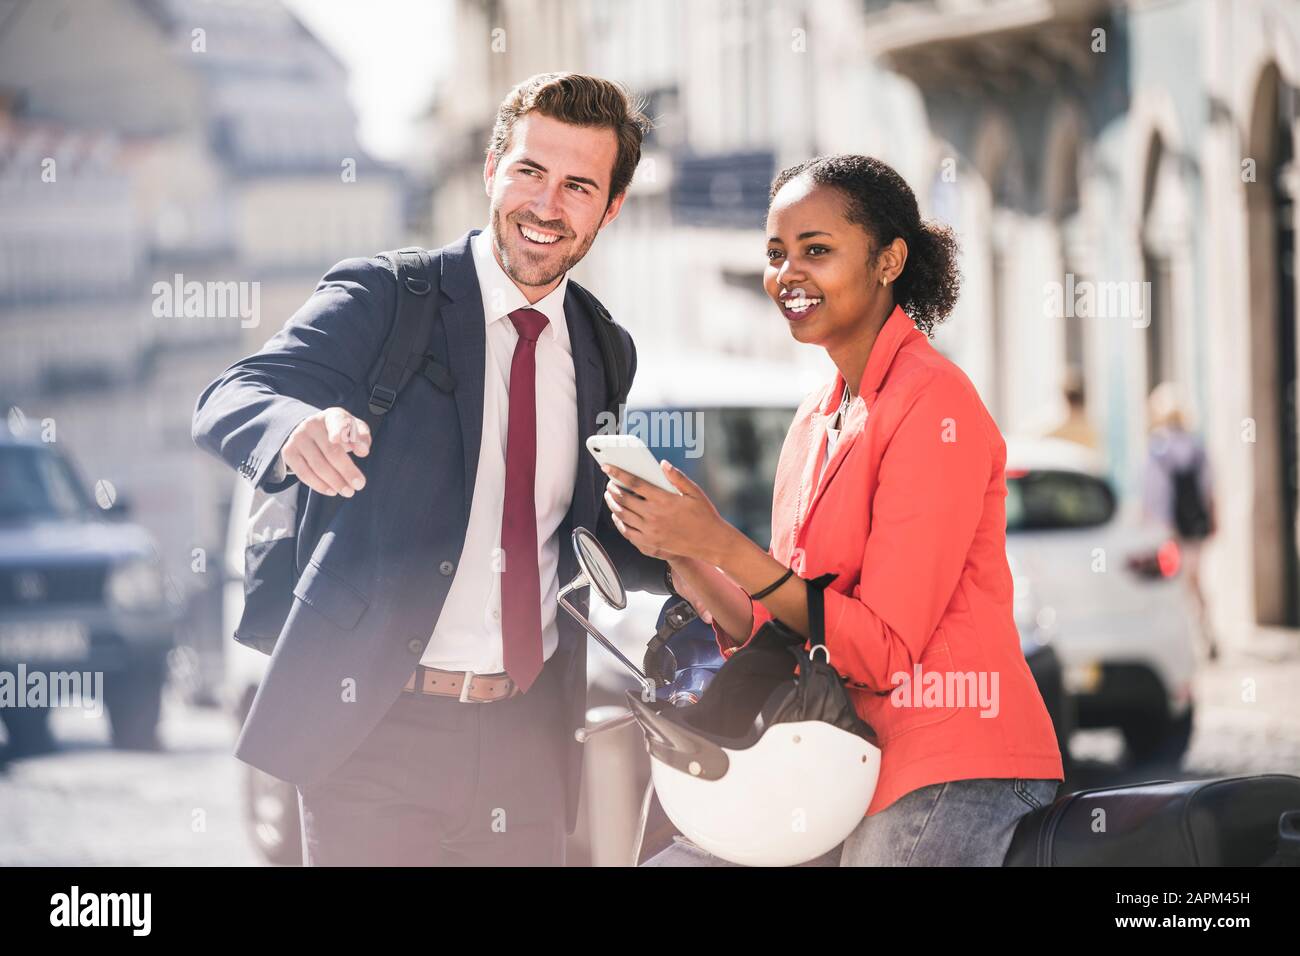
(192, 72, 669, 865)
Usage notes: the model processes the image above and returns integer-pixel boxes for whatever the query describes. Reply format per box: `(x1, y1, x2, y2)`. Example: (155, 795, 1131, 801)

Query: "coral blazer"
(714, 305, 1064, 815)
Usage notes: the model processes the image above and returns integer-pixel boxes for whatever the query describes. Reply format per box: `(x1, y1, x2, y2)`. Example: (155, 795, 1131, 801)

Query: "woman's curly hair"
(769, 155, 961, 337)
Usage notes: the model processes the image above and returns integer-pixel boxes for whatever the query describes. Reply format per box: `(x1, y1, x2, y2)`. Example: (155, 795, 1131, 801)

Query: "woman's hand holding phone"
(600, 458, 727, 561)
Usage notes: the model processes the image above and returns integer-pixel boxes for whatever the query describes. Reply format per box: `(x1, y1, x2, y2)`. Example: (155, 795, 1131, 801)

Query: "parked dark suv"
(0, 429, 179, 754)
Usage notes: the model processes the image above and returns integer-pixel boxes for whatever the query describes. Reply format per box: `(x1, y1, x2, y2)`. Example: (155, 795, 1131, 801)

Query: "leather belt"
(402, 665, 520, 702)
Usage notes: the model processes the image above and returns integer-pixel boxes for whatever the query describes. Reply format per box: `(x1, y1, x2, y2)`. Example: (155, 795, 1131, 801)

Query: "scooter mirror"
(559, 528, 652, 729)
(572, 527, 626, 611)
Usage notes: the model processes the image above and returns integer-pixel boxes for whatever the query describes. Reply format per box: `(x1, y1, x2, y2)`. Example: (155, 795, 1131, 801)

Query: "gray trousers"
(642, 777, 1061, 867)
(296, 656, 568, 866)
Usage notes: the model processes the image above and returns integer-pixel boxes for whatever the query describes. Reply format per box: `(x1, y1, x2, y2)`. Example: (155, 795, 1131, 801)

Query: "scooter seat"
(1004, 774, 1300, 866)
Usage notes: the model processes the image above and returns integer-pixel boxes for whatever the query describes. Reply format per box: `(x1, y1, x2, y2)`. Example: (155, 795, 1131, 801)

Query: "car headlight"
(107, 556, 165, 611)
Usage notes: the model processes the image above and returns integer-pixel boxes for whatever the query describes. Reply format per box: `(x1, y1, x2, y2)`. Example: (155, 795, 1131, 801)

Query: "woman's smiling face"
(763, 176, 885, 351)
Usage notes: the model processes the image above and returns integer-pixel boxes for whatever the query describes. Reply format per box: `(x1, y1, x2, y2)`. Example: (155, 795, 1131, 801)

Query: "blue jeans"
(642, 777, 1061, 867)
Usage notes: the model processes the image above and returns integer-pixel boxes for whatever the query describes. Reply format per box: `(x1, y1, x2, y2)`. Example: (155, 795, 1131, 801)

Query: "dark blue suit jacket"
(192, 230, 667, 833)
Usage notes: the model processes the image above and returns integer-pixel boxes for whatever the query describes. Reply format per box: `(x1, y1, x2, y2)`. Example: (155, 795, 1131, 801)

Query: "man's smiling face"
(483, 112, 626, 299)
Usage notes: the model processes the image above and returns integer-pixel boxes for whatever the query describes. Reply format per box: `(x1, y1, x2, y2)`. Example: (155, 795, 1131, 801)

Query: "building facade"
(423, 0, 1300, 651)
(0, 0, 407, 658)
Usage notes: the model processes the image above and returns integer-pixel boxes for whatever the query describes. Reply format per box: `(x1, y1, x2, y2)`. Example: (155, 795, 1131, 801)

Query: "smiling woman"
(764, 155, 961, 339)
(606, 154, 1065, 867)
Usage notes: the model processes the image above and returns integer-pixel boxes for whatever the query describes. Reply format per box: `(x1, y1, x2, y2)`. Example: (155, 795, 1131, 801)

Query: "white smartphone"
(586, 434, 682, 495)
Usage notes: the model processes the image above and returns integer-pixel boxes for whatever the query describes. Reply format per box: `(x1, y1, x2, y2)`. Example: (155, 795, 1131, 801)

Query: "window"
(1006, 469, 1115, 532)
(0, 447, 92, 522)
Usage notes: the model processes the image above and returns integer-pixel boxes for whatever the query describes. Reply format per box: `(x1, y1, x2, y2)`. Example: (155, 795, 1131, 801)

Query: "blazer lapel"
(797, 306, 916, 536)
(802, 396, 867, 531)
(436, 231, 606, 544)
(437, 232, 486, 523)
(563, 285, 607, 536)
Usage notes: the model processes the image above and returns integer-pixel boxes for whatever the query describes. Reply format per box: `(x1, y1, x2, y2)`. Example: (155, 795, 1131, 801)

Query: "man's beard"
(490, 205, 598, 288)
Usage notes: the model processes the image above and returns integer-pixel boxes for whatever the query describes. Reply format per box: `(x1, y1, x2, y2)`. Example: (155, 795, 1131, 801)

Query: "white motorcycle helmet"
(627, 573, 881, 867)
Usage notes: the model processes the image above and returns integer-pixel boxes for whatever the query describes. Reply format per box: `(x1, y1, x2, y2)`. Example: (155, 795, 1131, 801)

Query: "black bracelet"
(663, 564, 679, 597)
(750, 566, 795, 601)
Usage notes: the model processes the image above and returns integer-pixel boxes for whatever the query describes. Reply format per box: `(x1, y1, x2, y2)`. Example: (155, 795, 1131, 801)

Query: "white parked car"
(1002, 437, 1197, 762)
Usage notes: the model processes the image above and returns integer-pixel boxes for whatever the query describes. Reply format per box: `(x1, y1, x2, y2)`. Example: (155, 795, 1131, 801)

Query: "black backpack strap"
(367, 247, 438, 417)
(569, 280, 629, 421)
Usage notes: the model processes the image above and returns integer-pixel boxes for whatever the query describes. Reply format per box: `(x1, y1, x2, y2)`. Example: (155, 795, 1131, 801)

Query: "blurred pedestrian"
(1045, 368, 1100, 451)
(1142, 382, 1218, 660)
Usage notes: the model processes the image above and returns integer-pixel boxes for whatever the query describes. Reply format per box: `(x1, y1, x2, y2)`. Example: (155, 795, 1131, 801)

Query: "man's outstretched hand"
(280, 407, 371, 497)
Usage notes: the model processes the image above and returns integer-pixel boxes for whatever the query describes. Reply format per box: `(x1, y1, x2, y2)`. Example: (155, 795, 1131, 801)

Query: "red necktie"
(501, 307, 549, 692)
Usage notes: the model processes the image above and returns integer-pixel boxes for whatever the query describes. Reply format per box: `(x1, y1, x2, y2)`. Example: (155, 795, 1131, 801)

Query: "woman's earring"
(881, 276, 888, 286)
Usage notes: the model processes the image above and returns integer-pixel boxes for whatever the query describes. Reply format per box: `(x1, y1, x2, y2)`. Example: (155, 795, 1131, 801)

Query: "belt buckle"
(458, 669, 479, 703)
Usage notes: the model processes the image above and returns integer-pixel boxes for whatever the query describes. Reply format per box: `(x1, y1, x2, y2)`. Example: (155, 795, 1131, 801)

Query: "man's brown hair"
(488, 72, 651, 203)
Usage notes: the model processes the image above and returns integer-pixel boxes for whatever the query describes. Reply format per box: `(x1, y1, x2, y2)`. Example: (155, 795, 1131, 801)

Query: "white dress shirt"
(268, 229, 579, 672)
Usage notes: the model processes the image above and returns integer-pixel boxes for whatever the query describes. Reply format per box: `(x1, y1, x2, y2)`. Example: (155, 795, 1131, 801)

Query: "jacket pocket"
(859, 636, 962, 744)
(292, 558, 370, 630)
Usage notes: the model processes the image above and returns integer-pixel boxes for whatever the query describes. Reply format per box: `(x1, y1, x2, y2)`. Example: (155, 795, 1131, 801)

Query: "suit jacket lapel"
(437, 230, 605, 557)
(564, 284, 607, 537)
(437, 232, 486, 523)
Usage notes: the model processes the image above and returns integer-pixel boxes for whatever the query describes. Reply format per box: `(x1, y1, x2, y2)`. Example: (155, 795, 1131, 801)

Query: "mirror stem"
(558, 593, 650, 683)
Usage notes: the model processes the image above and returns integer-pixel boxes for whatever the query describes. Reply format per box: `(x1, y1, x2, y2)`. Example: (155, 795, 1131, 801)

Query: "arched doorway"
(1140, 133, 1182, 399)
(1044, 105, 1089, 408)
(1247, 63, 1300, 627)
(974, 113, 1027, 428)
